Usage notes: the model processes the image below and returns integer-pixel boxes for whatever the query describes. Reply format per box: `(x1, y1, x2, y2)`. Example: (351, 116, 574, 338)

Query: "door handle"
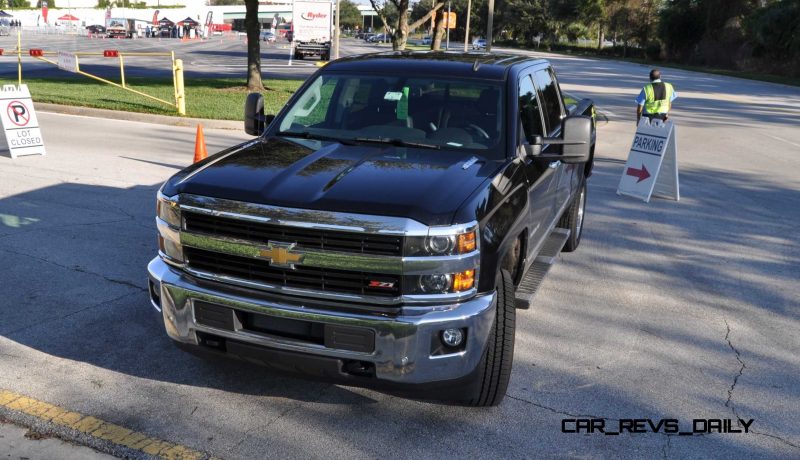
(548, 160, 562, 169)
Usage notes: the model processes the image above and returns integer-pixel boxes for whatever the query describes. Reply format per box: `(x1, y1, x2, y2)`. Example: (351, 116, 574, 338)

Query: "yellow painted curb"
(0, 389, 214, 460)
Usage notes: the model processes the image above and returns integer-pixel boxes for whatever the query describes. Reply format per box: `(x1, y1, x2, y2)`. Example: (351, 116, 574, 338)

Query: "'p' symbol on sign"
(7, 100, 30, 127)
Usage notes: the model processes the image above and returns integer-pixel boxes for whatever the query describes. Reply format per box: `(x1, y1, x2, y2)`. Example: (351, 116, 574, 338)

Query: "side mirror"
(526, 116, 592, 164)
(244, 92, 268, 136)
(560, 115, 592, 163)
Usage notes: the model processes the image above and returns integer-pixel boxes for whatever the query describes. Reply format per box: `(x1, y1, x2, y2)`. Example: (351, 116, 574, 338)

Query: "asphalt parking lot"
(1, 37, 799, 458)
(0, 32, 379, 80)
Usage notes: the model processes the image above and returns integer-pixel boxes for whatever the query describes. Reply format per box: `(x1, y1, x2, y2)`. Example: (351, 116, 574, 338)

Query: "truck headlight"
(403, 224, 479, 297)
(156, 191, 184, 264)
(405, 226, 478, 257)
(157, 191, 181, 227)
(426, 235, 455, 254)
(417, 270, 475, 294)
(419, 274, 452, 293)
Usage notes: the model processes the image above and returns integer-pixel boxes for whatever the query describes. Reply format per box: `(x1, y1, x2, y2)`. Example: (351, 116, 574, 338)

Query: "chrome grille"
(184, 212, 403, 257)
(185, 248, 401, 298)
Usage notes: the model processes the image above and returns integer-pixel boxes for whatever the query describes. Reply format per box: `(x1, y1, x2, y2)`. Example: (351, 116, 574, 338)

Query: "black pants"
(644, 113, 668, 121)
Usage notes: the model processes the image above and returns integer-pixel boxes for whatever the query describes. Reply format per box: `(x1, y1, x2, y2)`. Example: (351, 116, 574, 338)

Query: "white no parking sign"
(617, 118, 679, 202)
(0, 84, 46, 159)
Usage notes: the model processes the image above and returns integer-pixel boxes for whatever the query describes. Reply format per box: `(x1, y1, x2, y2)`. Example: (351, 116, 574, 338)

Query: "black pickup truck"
(149, 52, 595, 406)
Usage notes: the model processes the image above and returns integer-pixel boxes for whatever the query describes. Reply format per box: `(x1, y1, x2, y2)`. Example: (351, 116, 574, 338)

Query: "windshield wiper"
(276, 130, 357, 146)
(352, 137, 441, 150)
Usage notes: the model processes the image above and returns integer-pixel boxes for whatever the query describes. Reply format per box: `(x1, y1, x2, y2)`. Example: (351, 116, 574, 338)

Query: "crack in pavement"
(662, 433, 671, 459)
(0, 246, 147, 293)
(2, 291, 139, 337)
(234, 385, 330, 449)
(723, 320, 746, 415)
(722, 321, 799, 451)
(750, 430, 800, 450)
(505, 394, 615, 421)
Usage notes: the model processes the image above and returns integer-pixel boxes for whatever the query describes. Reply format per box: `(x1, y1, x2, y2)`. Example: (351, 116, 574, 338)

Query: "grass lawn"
(7, 76, 305, 120)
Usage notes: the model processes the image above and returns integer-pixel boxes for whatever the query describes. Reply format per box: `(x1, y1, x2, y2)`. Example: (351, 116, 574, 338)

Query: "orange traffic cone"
(193, 124, 208, 163)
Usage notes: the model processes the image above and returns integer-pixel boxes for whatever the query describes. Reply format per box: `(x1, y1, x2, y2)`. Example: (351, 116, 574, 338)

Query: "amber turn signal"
(453, 269, 475, 292)
(457, 231, 476, 253)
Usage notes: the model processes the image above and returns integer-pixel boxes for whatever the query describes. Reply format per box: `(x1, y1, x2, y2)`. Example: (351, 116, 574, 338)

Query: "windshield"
(275, 73, 505, 154)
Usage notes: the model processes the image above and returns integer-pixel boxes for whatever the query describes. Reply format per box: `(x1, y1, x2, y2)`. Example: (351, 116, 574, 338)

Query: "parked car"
(421, 35, 432, 45)
(472, 38, 487, 50)
(260, 30, 276, 42)
(368, 33, 389, 43)
(362, 33, 375, 42)
(149, 51, 596, 407)
(86, 24, 106, 35)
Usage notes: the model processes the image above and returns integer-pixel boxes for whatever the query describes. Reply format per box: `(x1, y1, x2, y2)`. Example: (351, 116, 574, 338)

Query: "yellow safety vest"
(643, 82, 674, 114)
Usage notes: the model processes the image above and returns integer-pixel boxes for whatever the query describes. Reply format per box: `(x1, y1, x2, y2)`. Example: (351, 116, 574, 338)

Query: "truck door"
(518, 74, 558, 256)
(534, 68, 575, 218)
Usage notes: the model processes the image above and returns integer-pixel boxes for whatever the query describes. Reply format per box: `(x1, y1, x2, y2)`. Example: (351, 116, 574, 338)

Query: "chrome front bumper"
(147, 257, 496, 385)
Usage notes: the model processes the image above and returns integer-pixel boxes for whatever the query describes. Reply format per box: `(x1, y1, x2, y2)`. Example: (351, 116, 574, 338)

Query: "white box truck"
(292, 0, 332, 61)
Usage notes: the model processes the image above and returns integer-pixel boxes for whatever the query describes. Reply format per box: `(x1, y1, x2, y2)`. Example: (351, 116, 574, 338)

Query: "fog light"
(441, 328, 464, 347)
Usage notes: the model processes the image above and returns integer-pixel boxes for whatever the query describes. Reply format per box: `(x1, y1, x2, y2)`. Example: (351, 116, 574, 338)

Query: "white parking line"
(763, 134, 800, 148)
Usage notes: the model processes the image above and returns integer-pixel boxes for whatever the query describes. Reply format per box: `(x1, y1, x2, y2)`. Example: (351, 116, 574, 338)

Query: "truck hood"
(165, 137, 502, 226)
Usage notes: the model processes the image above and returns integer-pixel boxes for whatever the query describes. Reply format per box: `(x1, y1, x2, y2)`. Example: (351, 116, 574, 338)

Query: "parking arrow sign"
(626, 164, 651, 183)
(617, 118, 679, 202)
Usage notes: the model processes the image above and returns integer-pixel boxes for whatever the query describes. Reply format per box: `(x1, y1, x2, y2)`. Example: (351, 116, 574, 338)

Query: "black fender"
(453, 159, 531, 293)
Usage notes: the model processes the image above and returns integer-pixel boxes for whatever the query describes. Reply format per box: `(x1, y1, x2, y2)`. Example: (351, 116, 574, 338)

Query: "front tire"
(559, 180, 587, 252)
(466, 269, 516, 407)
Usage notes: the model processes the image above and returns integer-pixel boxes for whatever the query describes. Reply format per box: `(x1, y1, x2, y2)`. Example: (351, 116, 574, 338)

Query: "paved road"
(0, 49, 799, 458)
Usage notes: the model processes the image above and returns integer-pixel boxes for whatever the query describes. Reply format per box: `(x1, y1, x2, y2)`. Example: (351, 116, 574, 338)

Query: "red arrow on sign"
(626, 164, 651, 183)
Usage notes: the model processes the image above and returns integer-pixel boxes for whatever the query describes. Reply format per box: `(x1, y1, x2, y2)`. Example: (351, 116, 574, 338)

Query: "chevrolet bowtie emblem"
(259, 241, 304, 269)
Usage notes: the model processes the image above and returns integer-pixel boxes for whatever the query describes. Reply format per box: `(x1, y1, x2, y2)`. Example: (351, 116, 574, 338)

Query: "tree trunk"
(393, 4, 409, 50)
(597, 25, 604, 50)
(245, 0, 263, 91)
(431, 10, 445, 50)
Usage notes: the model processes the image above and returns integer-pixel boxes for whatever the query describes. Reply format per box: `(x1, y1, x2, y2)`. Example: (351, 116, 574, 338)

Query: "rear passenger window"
(533, 69, 563, 134)
(518, 75, 544, 143)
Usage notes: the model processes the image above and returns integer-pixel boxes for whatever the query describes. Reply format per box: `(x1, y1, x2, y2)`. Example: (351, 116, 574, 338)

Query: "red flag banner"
(42, 1, 48, 24)
(153, 10, 159, 26)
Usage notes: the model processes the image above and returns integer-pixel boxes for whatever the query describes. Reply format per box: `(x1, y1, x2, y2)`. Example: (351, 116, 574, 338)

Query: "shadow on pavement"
(0, 156, 797, 456)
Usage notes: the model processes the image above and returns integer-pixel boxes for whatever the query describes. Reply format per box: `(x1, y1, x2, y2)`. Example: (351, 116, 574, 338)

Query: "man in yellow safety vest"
(636, 69, 677, 124)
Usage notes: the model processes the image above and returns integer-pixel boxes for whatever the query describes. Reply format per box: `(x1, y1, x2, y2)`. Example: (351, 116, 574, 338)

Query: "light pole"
(463, 0, 471, 51)
(334, 0, 340, 59)
(445, 0, 450, 50)
(486, 0, 494, 52)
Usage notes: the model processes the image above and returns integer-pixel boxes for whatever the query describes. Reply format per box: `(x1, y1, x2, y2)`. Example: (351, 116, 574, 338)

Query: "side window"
(533, 69, 563, 134)
(518, 75, 544, 143)
(279, 76, 338, 131)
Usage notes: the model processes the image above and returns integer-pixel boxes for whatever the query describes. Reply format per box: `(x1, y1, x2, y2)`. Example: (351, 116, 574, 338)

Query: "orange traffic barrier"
(194, 124, 208, 163)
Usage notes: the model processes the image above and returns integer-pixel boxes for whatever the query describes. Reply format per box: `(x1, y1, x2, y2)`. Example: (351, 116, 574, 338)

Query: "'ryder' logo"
(301, 12, 328, 20)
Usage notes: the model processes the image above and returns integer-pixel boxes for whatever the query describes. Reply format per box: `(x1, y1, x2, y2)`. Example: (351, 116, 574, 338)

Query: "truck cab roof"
(324, 51, 549, 81)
